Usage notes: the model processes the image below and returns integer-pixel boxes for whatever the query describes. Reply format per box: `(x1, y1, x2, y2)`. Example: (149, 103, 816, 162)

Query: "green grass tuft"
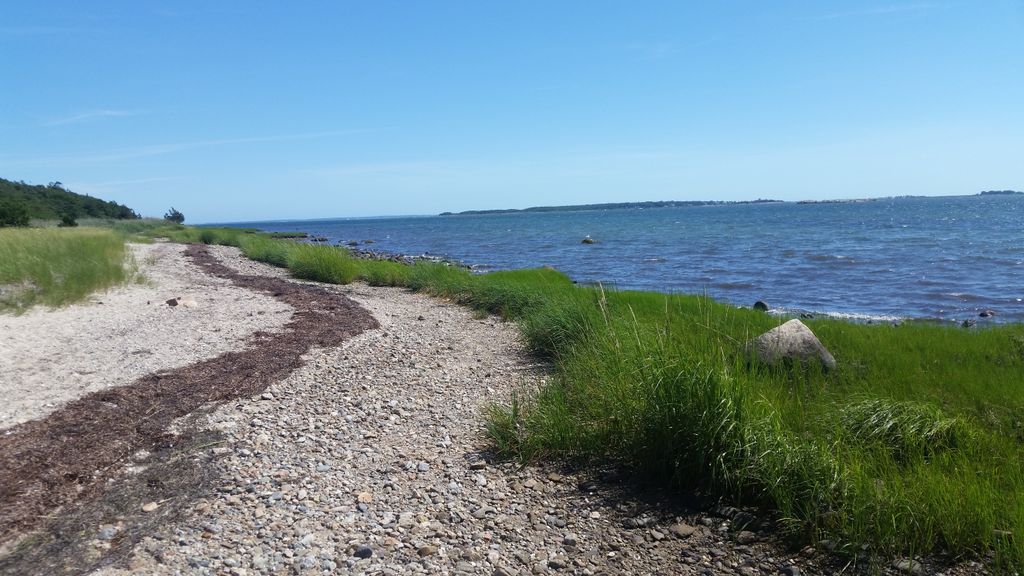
(0, 228, 133, 313)
(287, 243, 359, 284)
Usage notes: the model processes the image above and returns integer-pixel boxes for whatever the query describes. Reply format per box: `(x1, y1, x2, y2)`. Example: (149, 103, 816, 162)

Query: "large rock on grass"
(748, 319, 836, 371)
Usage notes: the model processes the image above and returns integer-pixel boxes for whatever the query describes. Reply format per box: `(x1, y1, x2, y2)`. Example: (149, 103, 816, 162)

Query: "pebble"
(141, 501, 159, 513)
(353, 546, 373, 559)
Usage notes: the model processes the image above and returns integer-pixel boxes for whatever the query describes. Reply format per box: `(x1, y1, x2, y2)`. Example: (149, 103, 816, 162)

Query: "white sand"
(0, 241, 293, 430)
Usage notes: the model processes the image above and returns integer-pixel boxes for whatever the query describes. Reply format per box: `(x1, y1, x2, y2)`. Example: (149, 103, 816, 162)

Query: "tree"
(164, 207, 185, 224)
(58, 213, 78, 227)
(0, 199, 30, 227)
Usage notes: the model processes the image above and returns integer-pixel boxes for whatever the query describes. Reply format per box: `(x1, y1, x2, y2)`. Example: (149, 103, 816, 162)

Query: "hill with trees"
(0, 178, 139, 225)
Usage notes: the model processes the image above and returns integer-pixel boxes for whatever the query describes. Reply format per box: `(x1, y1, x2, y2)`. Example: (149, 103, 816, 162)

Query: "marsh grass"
(0, 228, 132, 313)
(163, 227, 1024, 569)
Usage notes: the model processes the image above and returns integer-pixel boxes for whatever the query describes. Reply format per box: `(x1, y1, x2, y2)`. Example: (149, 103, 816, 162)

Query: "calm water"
(225, 195, 1024, 323)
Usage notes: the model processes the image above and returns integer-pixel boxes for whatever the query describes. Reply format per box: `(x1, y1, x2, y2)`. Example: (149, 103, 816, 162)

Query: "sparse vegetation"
(0, 228, 134, 313)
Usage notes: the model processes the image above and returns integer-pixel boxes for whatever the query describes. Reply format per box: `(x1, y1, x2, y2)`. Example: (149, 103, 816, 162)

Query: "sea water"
(224, 195, 1024, 324)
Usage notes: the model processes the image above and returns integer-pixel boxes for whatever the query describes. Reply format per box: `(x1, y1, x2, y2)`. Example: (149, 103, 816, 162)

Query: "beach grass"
(160, 228, 1024, 569)
(0, 227, 134, 313)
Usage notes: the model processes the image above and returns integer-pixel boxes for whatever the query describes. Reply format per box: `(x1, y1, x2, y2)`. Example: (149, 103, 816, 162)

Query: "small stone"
(979, 309, 996, 317)
(417, 461, 430, 472)
(353, 546, 373, 559)
(779, 566, 801, 576)
(892, 558, 923, 575)
(141, 501, 159, 513)
(98, 525, 118, 540)
(357, 492, 373, 503)
(493, 566, 515, 576)
(650, 529, 665, 541)
(165, 298, 179, 307)
(562, 534, 578, 547)
(668, 522, 697, 539)
(753, 300, 769, 312)
(548, 555, 568, 569)
(736, 530, 758, 544)
(260, 392, 275, 401)
(523, 478, 538, 489)
(418, 545, 437, 557)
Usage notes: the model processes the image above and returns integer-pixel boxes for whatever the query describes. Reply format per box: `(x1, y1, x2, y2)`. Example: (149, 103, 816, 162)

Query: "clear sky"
(1, 2, 1021, 223)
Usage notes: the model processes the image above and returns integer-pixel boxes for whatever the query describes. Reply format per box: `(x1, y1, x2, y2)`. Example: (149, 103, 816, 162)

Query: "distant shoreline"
(438, 191, 1021, 216)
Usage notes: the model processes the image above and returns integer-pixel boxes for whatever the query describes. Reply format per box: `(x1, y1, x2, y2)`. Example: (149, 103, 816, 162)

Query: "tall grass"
(0, 228, 133, 313)
(162, 227, 1024, 569)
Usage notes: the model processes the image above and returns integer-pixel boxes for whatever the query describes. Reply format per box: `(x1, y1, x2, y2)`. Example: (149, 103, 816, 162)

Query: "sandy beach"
(0, 244, 963, 576)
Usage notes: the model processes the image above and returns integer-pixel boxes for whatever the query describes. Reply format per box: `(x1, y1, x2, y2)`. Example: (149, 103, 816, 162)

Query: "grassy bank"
(158, 227, 1024, 569)
(0, 228, 135, 313)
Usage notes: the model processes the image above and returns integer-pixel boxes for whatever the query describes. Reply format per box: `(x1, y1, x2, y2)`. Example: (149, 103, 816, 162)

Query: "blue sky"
(1, 1, 1021, 222)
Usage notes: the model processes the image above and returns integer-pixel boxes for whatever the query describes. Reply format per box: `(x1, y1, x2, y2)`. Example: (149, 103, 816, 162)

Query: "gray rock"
(892, 558, 923, 575)
(668, 522, 697, 539)
(353, 546, 373, 559)
(98, 525, 118, 540)
(779, 566, 801, 576)
(753, 300, 769, 312)
(748, 319, 837, 371)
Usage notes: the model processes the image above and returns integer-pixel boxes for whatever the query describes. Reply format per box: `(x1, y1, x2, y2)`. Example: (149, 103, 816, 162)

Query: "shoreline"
(3, 231, 1021, 573)
(339, 243, 1009, 327)
(0, 243, 857, 576)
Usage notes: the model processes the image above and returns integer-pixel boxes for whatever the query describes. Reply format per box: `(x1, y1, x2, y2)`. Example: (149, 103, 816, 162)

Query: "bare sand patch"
(0, 241, 293, 430)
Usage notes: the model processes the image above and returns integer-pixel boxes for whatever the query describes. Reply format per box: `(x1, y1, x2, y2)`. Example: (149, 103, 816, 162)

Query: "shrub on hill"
(0, 178, 139, 221)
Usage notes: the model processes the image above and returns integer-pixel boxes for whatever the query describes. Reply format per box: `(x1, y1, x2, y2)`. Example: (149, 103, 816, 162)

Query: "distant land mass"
(440, 198, 783, 216)
(0, 177, 138, 220)
(978, 190, 1022, 195)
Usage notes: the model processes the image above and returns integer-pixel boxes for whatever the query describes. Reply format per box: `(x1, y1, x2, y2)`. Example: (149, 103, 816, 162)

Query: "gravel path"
(92, 247, 851, 576)
(0, 241, 292, 430)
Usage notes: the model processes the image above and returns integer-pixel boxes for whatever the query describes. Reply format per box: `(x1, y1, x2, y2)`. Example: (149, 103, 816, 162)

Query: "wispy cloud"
(813, 3, 939, 21)
(44, 109, 142, 126)
(65, 177, 185, 197)
(0, 25, 68, 36)
(5, 128, 385, 166)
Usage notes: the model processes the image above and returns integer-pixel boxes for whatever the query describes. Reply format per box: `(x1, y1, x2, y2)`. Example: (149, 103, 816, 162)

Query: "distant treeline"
(440, 198, 782, 216)
(978, 190, 1022, 195)
(0, 178, 139, 224)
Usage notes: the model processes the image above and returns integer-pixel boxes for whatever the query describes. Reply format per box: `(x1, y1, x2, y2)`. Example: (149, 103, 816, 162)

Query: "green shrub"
(287, 244, 358, 284)
(240, 235, 293, 268)
(0, 199, 30, 227)
(358, 260, 412, 286)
